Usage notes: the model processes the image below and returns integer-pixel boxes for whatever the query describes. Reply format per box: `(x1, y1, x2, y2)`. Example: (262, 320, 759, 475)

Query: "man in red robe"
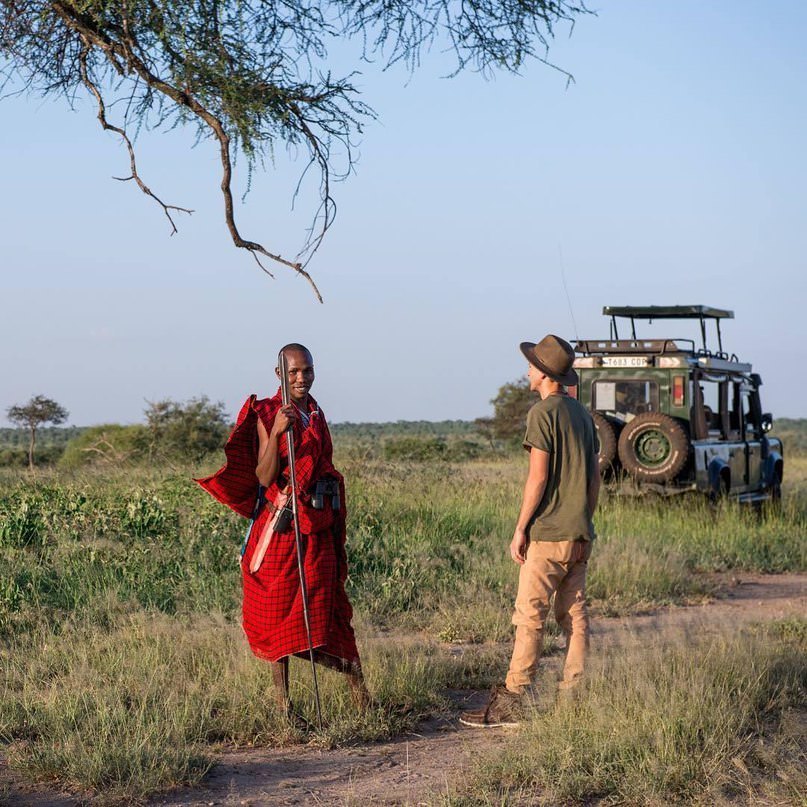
(196, 344, 369, 720)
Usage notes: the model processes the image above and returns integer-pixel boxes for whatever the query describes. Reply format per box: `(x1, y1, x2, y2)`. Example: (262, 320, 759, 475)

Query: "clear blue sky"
(2, 0, 806, 426)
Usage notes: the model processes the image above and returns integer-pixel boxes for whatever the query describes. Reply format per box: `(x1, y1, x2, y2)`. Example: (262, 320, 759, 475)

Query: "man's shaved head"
(279, 343, 312, 363)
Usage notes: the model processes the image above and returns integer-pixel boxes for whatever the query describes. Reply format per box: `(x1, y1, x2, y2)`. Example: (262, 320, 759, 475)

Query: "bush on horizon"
(58, 424, 150, 468)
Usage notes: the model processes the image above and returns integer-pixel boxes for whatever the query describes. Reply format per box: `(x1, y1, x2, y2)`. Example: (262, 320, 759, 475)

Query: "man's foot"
(283, 705, 314, 732)
(347, 671, 374, 710)
(459, 685, 524, 728)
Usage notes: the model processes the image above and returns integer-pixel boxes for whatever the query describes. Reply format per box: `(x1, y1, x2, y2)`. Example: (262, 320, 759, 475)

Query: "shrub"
(382, 436, 447, 461)
(144, 397, 230, 462)
(59, 424, 149, 468)
(0, 446, 64, 467)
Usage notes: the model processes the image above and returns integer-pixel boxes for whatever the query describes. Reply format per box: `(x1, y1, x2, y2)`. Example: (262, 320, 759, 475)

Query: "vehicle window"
(593, 380, 659, 422)
(727, 382, 743, 439)
(699, 380, 721, 433)
(742, 390, 759, 438)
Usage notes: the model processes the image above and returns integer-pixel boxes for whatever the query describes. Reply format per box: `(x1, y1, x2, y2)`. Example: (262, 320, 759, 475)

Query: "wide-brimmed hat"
(520, 334, 578, 386)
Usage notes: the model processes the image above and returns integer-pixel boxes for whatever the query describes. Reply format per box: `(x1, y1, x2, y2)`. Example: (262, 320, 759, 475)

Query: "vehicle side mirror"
(761, 413, 773, 433)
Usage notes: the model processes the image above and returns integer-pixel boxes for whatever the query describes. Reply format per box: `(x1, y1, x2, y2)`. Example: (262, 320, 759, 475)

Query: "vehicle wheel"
(591, 412, 617, 474)
(764, 476, 782, 515)
(709, 470, 730, 505)
(617, 413, 689, 483)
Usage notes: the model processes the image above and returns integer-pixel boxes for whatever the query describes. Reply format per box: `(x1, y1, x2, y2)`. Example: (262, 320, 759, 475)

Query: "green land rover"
(571, 306, 783, 501)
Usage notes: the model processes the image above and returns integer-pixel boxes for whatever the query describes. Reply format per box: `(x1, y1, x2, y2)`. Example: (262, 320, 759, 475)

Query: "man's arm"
(255, 406, 296, 487)
(510, 448, 549, 565)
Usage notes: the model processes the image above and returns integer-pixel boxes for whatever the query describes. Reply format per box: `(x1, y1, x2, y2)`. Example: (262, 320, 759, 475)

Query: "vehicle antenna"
(558, 244, 579, 342)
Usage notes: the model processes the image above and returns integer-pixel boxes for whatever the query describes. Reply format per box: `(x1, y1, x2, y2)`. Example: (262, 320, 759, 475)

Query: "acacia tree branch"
(4, 0, 589, 303)
(52, 1, 324, 301)
(78, 43, 192, 234)
(288, 101, 335, 267)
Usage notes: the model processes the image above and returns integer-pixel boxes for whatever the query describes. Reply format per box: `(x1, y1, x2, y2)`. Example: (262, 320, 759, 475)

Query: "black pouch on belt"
(274, 505, 293, 532)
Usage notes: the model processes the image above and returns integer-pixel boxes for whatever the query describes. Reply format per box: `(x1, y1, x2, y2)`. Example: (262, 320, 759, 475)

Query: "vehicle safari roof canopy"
(603, 305, 733, 354)
(574, 305, 751, 373)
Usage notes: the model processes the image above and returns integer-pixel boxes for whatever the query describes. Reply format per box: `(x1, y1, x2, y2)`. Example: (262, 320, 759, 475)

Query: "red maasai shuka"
(195, 391, 360, 669)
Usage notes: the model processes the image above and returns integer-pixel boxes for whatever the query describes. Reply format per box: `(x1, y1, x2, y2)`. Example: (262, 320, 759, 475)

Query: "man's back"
(523, 395, 598, 541)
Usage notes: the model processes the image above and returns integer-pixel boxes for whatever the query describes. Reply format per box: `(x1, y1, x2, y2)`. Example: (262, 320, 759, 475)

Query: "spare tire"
(591, 412, 617, 473)
(617, 412, 689, 483)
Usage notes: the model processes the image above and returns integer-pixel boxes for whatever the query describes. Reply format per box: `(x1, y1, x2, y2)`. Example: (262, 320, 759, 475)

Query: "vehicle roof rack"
(603, 305, 734, 353)
(603, 305, 734, 320)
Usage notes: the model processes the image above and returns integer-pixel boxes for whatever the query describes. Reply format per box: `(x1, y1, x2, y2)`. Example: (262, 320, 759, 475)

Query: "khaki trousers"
(505, 539, 592, 694)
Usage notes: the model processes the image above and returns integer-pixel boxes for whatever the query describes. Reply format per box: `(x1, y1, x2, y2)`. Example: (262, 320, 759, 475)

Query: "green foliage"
(331, 420, 479, 438)
(5, 394, 69, 467)
(479, 377, 536, 441)
(333, 422, 497, 463)
(0, 1, 589, 276)
(0, 426, 85, 449)
(0, 445, 65, 468)
(381, 436, 484, 462)
(6, 395, 68, 431)
(0, 493, 45, 548)
(383, 435, 447, 461)
(58, 423, 149, 468)
(0, 454, 804, 800)
(0, 425, 83, 467)
(143, 397, 230, 462)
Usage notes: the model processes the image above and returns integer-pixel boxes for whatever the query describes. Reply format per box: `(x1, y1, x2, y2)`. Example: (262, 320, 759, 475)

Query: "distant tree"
(477, 378, 536, 441)
(6, 395, 69, 469)
(0, 1, 590, 298)
(144, 396, 229, 461)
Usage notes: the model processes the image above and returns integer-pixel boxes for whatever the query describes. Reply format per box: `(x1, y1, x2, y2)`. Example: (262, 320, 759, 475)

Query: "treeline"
(0, 427, 87, 467)
(3, 403, 804, 469)
(0, 426, 87, 447)
(0, 398, 230, 469)
(0, 413, 498, 469)
(330, 420, 478, 438)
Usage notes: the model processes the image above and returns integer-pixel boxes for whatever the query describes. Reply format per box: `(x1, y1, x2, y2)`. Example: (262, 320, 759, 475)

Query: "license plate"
(601, 356, 649, 368)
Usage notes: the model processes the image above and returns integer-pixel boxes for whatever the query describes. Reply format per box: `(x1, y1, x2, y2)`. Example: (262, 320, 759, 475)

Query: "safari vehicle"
(571, 305, 783, 502)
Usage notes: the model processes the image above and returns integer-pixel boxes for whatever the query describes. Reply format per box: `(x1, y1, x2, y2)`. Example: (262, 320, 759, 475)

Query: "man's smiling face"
(279, 349, 315, 403)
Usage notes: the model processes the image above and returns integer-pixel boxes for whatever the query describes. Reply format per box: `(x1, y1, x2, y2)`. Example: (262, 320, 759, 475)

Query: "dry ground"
(3, 572, 803, 807)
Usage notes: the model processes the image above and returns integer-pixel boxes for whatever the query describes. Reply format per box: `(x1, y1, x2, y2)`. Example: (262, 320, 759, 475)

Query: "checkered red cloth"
(195, 391, 360, 668)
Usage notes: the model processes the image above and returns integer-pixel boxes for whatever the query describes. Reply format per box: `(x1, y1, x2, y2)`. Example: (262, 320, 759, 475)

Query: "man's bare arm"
(510, 448, 550, 564)
(255, 406, 296, 487)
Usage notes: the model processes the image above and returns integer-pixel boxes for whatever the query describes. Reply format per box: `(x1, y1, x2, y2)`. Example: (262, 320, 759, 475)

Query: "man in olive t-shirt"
(461, 334, 600, 729)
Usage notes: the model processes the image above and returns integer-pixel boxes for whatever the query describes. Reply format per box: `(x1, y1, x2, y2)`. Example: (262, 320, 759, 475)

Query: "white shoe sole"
(459, 716, 519, 728)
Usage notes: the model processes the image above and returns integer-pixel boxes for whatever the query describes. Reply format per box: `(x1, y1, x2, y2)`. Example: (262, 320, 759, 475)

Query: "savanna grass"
(0, 611, 508, 801)
(450, 620, 807, 806)
(0, 452, 804, 800)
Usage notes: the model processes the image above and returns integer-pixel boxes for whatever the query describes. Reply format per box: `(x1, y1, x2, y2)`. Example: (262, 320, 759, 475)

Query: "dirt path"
(3, 573, 804, 807)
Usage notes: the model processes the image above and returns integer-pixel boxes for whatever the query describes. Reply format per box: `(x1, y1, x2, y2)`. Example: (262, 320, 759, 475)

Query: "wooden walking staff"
(279, 349, 324, 731)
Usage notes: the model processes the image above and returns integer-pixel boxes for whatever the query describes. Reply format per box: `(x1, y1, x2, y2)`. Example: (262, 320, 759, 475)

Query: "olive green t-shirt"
(523, 395, 599, 541)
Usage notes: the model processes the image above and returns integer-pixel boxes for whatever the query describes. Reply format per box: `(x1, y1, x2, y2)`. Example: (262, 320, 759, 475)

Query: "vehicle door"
(721, 379, 748, 492)
(741, 382, 763, 491)
(692, 371, 746, 493)
(691, 373, 734, 491)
